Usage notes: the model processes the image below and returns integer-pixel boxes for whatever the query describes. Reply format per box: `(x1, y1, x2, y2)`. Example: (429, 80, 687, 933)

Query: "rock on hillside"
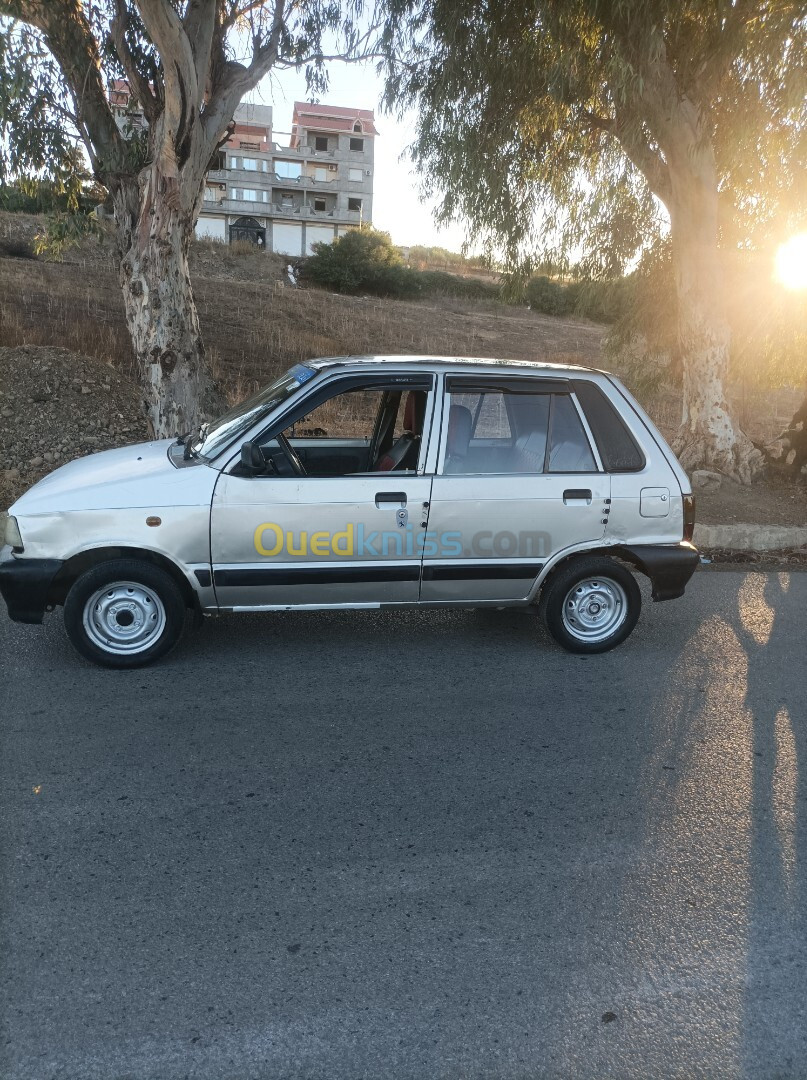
(0, 346, 149, 509)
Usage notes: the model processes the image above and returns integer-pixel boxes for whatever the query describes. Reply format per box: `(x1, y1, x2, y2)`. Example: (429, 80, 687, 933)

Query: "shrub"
(417, 270, 498, 299)
(525, 275, 579, 317)
(302, 228, 422, 298)
(302, 228, 502, 301)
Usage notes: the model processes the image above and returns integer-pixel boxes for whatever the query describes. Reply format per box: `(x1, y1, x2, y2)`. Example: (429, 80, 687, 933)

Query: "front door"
(210, 375, 435, 609)
(421, 376, 610, 602)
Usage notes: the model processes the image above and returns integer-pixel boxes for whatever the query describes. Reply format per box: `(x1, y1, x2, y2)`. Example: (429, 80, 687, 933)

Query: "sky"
(247, 61, 470, 252)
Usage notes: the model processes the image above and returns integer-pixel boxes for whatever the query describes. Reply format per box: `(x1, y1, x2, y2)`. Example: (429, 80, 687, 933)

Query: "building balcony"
(207, 168, 341, 188)
(201, 198, 362, 224)
(279, 144, 337, 159)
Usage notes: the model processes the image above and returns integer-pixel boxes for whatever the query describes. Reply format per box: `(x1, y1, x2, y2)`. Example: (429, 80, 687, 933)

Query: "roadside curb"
(694, 522, 807, 552)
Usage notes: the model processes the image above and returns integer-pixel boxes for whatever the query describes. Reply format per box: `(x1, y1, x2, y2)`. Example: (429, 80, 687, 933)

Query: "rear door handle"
(375, 491, 407, 507)
(563, 488, 592, 504)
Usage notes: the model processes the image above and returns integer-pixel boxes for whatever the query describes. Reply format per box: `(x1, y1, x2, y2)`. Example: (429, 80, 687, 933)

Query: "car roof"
(306, 354, 608, 376)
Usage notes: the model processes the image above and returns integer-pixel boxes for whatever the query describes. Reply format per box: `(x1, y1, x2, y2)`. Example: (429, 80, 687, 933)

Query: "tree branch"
(110, 0, 160, 124)
(0, 0, 125, 181)
(183, 0, 217, 98)
(612, 110, 671, 206)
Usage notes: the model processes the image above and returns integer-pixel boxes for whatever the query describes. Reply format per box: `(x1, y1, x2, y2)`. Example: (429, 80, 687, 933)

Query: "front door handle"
(375, 491, 407, 507)
(563, 488, 592, 504)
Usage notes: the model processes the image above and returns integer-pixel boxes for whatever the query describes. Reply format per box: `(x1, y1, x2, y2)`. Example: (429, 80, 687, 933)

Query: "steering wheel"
(276, 431, 307, 477)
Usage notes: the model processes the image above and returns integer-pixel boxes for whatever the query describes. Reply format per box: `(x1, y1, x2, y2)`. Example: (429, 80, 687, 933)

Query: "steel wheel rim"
(82, 580, 167, 655)
(561, 576, 628, 643)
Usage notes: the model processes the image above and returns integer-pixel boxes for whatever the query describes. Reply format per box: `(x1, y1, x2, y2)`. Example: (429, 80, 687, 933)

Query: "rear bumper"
(617, 541, 700, 602)
(0, 551, 64, 624)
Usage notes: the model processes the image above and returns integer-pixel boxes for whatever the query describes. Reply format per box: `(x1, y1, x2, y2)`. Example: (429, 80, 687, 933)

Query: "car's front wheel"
(63, 559, 186, 668)
(539, 557, 641, 654)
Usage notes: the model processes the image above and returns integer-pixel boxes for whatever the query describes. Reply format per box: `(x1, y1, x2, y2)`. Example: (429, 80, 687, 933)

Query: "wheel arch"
(531, 544, 632, 604)
(532, 542, 698, 605)
(48, 546, 199, 609)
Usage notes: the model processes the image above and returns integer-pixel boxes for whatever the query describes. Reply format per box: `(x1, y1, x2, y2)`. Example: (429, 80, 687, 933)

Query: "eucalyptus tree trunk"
(112, 168, 220, 440)
(663, 123, 763, 482)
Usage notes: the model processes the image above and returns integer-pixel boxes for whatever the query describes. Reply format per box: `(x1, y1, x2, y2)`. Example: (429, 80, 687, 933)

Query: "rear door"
(420, 375, 609, 602)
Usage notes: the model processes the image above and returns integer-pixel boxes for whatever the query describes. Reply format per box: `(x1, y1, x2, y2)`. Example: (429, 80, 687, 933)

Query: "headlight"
(3, 515, 23, 552)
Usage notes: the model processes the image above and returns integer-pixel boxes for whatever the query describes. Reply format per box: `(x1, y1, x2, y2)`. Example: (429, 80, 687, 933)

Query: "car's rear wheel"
(540, 557, 641, 654)
(64, 559, 186, 668)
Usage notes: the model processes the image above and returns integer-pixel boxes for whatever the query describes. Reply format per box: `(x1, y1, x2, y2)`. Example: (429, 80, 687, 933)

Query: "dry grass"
(0, 237, 607, 405)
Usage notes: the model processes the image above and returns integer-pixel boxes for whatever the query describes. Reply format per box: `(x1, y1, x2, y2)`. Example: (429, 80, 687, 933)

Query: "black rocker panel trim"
(213, 565, 421, 587)
(422, 563, 544, 581)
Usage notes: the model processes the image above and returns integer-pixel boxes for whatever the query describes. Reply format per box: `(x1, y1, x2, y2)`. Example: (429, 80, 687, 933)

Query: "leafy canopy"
(376, 0, 807, 273)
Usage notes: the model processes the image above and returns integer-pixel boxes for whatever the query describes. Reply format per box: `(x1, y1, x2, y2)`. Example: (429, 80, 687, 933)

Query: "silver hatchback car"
(1, 355, 698, 667)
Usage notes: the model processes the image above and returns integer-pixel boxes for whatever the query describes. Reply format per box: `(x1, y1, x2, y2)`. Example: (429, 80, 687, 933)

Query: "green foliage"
(0, 20, 81, 201)
(302, 228, 421, 297)
(525, 276, 577, 318)
(416, 269, 497, 299)
(377, 0, 807, 273)
(302, 228, 503, 300)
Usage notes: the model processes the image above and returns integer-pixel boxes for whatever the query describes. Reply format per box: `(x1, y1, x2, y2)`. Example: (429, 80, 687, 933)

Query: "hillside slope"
(0, 211, 605, 402)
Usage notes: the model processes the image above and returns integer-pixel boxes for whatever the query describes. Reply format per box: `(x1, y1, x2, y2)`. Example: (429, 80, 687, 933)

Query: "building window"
(349, 137, 364, 152)
(275, 160, 302, 179)
(314, 167, 328, 182)
(281, 192, 295, 208)
(241, 158, 260, 171)
(349, 167, 363, 182)
(348, 197, 362, 213)
(314, 198, 326, 211)
(353, 121, 362, 133)
(314, 136, 328, 151)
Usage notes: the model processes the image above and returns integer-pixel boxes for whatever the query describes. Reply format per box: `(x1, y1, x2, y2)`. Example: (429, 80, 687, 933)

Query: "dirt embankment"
(0, 346, 148, 508)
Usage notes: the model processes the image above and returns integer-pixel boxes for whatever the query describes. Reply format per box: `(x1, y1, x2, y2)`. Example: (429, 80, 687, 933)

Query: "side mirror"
(241, 441, 266, 474)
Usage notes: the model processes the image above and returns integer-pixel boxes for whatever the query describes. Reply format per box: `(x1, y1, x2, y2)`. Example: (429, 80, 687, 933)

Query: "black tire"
(63, 558, 186, 669)
(539, 556, 641, 654)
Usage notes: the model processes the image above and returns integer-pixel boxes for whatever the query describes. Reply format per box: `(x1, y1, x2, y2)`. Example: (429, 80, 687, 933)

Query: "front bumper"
(0, 550, 64, 624)
(617, 541, 700, 602)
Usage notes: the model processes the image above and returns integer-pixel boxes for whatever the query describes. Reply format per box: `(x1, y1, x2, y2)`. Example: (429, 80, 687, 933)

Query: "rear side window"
(572, 380, 645, 472)
(442, 384, 596, 474)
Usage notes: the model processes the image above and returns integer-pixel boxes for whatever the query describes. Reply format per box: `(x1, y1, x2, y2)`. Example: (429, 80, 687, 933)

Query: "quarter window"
(572, 379, 645, 471)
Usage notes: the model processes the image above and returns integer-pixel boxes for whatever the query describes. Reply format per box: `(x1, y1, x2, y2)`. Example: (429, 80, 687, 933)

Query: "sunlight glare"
(775, 233, 807, 290)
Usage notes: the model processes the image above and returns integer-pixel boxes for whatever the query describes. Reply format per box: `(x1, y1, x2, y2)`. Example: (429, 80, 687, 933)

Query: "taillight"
(683, 494, 696, 542)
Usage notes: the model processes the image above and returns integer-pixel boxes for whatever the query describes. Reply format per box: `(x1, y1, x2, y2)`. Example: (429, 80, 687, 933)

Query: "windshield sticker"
(289, 364, 316, 386)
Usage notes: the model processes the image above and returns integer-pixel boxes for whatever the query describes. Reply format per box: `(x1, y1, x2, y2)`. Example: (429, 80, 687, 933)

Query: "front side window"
(196, 364, 317, 459)
(255, 381, 431, 477)
(442, 384, 596, 475)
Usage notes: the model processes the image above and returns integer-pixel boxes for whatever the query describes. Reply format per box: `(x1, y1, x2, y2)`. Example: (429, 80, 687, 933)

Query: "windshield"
(195, 363, 318, 459)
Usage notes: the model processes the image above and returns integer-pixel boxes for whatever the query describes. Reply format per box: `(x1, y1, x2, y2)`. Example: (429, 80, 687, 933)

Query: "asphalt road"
(2, 569, 807, 1080)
